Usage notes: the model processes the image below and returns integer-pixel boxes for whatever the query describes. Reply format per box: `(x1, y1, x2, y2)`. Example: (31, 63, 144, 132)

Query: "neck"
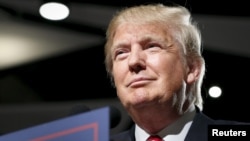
(130, 103, 195, 134)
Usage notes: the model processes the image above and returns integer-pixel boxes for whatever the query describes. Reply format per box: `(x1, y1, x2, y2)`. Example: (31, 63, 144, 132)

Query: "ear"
(186, 60, 201, 84)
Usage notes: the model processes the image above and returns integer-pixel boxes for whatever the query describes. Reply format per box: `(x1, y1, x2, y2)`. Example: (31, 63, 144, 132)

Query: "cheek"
(155, 57, 186, 88)
(150, 56, 176, 75)
(112, 62, 127, 86)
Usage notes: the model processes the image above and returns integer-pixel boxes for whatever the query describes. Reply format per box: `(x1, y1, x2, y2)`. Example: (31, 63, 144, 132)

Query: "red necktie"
(146, 135, 163, 141)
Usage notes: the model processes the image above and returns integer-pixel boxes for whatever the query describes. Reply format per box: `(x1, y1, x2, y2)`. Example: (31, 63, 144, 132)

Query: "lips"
(127, 77, 155, 87)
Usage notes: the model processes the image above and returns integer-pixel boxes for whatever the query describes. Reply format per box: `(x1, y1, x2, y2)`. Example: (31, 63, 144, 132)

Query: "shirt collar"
(135, 104, 196, 141)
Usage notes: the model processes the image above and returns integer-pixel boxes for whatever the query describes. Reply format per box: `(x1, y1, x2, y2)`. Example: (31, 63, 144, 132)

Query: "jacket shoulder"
(110, 130, 133, 141)
(110, 125, 135, 141)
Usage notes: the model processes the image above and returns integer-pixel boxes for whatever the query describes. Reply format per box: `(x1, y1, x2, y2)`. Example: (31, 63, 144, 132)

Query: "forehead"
(112, 23, 171, 45)
(116, 22, 166, 36)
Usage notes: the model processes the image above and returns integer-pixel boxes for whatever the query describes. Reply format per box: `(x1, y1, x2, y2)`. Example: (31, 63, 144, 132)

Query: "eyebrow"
(110, 40, 129, 55)
(111, 33, 168, 53)
(112, 40, 129, 49)
(113, 34, 164, 46)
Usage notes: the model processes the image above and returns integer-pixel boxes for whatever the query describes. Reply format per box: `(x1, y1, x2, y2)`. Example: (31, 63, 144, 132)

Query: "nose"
(128, 46, 146, 73)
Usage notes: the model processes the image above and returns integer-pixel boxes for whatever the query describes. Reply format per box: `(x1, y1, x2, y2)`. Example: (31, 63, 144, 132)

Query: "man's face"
(110, 23, 189, 110)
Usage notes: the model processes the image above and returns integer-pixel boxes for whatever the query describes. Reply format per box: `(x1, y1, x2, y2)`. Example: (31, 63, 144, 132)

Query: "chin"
(127, 97, 152, 109)
(121, 89, 152, 107)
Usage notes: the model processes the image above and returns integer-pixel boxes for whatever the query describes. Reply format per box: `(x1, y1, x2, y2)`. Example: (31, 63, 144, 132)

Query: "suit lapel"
(184, 108, 214, 141)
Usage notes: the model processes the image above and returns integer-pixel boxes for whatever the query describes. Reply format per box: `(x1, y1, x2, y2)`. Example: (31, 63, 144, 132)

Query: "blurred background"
(0, 0, 250, 136)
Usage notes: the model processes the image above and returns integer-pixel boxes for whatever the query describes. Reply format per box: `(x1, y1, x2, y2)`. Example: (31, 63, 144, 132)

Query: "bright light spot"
(208, 86, 222, 98)
(39, 2, 69, 21)
(0, 36, 37, 68)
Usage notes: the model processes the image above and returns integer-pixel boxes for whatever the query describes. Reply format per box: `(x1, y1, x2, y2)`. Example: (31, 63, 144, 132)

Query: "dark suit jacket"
(110, 108, 248, 141)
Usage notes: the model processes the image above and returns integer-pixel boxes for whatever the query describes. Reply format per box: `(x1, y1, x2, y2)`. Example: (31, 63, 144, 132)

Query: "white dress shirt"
(135, 104, 196, 141)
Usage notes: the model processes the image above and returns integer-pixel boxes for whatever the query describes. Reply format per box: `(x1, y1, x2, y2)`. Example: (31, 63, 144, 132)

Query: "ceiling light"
(208, 85, 222, 98)
(39, 1, 70, 21)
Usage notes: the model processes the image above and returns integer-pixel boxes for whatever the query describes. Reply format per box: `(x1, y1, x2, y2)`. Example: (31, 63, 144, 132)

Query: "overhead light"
(208, 85, 222, 98)
(39, 1, 70, 21)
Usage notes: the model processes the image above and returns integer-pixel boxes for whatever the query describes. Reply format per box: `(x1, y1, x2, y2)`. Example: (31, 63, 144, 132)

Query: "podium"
(0, 107, 109, 141)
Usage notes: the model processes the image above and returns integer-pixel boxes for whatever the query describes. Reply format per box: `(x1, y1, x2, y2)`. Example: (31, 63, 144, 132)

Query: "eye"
(116, 50, 125, 55)
(115, 49, 126, 56)
(145, 43, 161, 50)
(148, 44, 157, 48)
(113, 48, 129, 60)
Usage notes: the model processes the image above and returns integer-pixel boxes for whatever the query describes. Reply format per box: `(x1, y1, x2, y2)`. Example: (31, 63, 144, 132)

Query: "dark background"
(0, 0, 250, 135)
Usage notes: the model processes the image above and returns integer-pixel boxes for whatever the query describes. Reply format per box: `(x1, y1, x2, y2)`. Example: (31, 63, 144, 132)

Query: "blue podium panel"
(0, 107, 109, 141)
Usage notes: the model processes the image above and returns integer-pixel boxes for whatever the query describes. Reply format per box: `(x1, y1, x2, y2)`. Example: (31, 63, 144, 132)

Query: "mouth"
(127, 77, 155, 87)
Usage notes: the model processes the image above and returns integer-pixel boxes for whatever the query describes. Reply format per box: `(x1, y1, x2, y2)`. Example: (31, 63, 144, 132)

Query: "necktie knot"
(146, 135, 163, 141)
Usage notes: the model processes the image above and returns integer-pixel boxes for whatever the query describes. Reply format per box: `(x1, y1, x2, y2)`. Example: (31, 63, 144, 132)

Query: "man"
(104, 3, 248, 141)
